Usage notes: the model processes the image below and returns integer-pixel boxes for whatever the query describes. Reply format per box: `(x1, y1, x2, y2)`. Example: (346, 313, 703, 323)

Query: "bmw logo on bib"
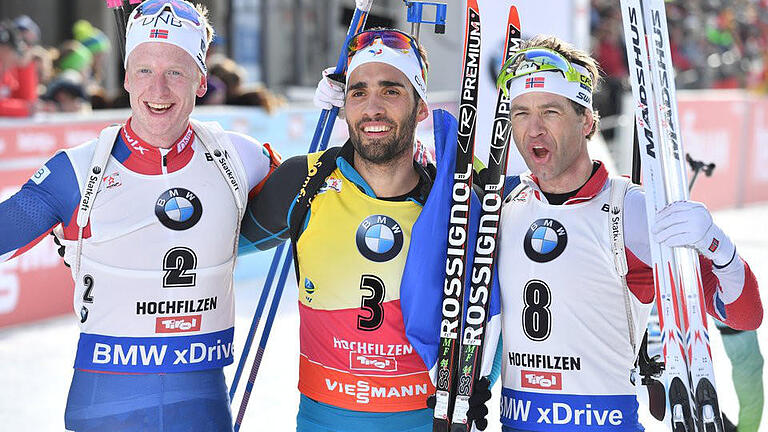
(155, 188, 203, 231)
(524, 218, 567, 263)
(356, 215, 404, 262)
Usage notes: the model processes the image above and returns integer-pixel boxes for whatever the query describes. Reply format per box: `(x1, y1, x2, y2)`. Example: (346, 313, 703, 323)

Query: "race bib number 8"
(523, 279, 551, 341)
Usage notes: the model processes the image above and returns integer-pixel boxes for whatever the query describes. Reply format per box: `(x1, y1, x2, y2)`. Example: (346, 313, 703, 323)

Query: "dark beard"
(349, 104, 418, 165)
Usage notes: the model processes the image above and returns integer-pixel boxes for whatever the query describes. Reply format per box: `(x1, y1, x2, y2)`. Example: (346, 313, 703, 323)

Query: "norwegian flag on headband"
(149, 29, 169, 39)
(525, 77, 545, 89)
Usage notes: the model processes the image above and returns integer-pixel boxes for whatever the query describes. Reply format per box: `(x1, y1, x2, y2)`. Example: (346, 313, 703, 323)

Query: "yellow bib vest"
(296, 151, 435, 412)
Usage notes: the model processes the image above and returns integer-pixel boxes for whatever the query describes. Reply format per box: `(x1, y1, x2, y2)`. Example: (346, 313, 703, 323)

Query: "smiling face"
(124, 42, 206, 148)
(510, 91, 594, 193)
(344, 62, 428, 165)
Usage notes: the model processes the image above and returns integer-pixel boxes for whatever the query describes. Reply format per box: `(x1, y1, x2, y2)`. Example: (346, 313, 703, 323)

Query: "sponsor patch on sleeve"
(30, 165, 52, 185)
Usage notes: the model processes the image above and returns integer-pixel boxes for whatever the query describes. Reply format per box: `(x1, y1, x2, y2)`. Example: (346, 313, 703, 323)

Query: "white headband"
(125, 8, 208, 74)
(507, 63, 593, 110)
(347, 38, 427, 103)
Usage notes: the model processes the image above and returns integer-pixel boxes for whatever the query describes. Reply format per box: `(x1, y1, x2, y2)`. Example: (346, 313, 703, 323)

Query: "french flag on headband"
(149, 29, 169, 39)
(525, 76, 545, 89)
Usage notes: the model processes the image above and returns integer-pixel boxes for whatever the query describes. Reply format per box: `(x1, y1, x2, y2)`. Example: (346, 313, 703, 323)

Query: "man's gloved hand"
(652, 200, 736, 267)
(313, 66, 345, 110)
(425, 377, 492, 430)
(51, 232, 70, 268)
(467, 377, 492, 430)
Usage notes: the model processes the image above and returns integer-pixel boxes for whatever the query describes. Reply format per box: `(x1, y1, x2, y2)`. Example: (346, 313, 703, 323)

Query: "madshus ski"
(620, 1, 723, 431)
(449, 7, 522, 432)
(433, 1, 481, 430)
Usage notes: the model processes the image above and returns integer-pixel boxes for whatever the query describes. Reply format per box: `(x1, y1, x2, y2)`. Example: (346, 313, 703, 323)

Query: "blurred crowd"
(0, 15, 283, 118)
(590, 0, 768, 138)
(592, 0, 768, 90)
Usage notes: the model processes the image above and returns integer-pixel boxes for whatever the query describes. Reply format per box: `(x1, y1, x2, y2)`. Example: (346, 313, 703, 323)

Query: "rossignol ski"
(448, 7, 521, 432)
(433, 1, 481, 430)
(620, 1, 723, 431)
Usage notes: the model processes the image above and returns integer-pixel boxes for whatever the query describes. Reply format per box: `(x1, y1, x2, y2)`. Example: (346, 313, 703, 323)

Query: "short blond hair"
(193, 3, 215, 46)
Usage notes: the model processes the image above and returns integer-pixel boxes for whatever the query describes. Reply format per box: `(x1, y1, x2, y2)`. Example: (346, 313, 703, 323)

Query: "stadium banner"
(678, 92, 751, 209)
(743, 98, 768, 204)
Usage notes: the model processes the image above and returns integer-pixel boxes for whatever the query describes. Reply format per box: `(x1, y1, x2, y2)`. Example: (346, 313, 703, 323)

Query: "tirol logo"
(521, 370, 562, 390)
(524, 218, 567, 263)
(155, 315, 202, 333)
(355, 215, 404, 262)
(350, 353, 398, 372)
(155, 188, 203, 230)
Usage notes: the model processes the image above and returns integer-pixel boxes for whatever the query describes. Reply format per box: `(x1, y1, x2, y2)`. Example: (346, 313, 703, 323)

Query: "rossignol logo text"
(441, 162, 473, 340)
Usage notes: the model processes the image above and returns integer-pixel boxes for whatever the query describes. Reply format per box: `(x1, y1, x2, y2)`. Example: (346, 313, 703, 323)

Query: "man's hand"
(313, 66, 345, 110)
(652, 200, 736, 267)
(51, 232, 70, 267)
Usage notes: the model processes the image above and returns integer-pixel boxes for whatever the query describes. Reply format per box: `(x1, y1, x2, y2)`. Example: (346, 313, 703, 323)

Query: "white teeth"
(363, 125, 391, 133)
(147, 102, 171, 110)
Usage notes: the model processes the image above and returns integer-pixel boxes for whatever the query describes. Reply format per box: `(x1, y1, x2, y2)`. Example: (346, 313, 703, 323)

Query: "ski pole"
(686, 153, 716, 192)
(234, 248, 294, 431)
(229, 241, 286, 401)
(104, 0, 142, 60)
(310, 1, 373, 153)
(230, 0, 373, 420)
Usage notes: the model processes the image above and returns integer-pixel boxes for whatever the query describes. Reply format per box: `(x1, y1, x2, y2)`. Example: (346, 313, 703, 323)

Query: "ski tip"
(468, 0, 479, 12)
(105, 0, 123, 8)
(508, 6, 520, 30)
(354, 0, 374, 12)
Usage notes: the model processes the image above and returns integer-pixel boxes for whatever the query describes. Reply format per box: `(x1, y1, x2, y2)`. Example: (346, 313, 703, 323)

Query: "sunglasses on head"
(497, 47, 593, 96)
(134, 0, 202, 27)
(346, 29, 428, 82)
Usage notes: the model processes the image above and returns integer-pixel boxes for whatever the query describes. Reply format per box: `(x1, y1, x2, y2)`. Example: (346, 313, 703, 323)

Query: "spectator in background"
(13, 15, 40, 47)
(55, 40, 92, 78)
(0, 21, 37, 117)
(48, 40, 95, 112)
(208, 55, 284, 113)
(28, 45, 55, 92)
(73, 20, 111, 86)
(592, 14, 627, 142)
(41, 69, 91, 114)
(10, 16, 52, 96)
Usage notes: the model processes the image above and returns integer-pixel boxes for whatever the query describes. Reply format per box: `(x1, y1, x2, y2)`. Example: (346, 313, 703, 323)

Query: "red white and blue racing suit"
(493, 164, 762, 432)
(0, 118, 277, 431)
